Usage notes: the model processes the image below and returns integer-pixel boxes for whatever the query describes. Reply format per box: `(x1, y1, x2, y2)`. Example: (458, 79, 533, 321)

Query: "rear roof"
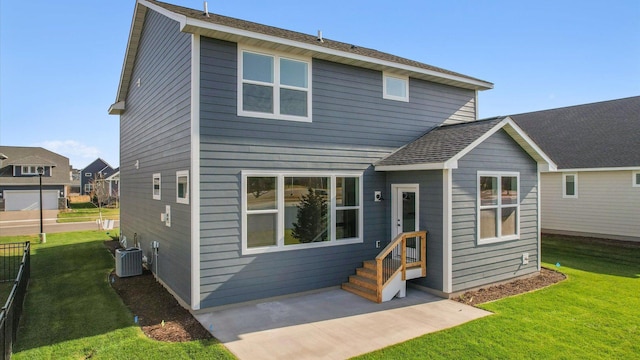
(511, 96, 640, 169)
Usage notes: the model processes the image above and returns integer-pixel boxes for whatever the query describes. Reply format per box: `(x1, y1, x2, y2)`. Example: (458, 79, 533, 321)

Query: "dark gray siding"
(451, 129, 538, 291)
(198, 36, 475, 307)
(386, 171, 444, 291)
(119, 10, 192, 304)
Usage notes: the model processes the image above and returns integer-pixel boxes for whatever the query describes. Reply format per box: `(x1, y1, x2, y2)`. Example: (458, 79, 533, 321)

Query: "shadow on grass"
(542, 234, 640, 278)
(15, 238, 132, 351)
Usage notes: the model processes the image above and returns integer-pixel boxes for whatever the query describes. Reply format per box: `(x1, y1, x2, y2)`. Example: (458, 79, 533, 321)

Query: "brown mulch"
(453, 267, 566, 306)
(103, 239, 567, 341)
(104, 240, 212, 342)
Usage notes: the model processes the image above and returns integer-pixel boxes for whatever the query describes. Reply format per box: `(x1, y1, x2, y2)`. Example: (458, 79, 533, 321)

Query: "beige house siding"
(541, 170, 640, 241)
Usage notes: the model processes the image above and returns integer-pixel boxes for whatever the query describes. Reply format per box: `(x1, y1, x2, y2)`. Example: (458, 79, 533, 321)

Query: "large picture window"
(239, 48, 311, 122)
(243, 173, 362, 254)
(477, 172, 520, 244)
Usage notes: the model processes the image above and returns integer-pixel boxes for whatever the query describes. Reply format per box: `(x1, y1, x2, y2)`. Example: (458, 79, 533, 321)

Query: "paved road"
(0, 210, 119, 236)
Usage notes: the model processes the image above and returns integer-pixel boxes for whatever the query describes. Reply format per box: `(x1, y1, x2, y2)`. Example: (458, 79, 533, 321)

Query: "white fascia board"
(374, 162, 451, 172)
(501, 117, 557, 171)
(449, 117, 557, 172)
(108, 101, 125, 115)
(548, 166, 640, 172)
(139, 0, 187, 26)
(180, 19, 493, 90)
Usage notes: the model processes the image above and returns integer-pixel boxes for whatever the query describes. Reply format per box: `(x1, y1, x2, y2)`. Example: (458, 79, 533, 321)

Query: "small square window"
(176, 170, 189, 204)
(153, 173, 161, 200)
(383, 73, 409, 102)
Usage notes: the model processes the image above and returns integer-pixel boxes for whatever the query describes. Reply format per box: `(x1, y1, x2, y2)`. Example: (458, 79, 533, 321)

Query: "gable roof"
(511, 96, 640, 170)
(110, 0, 493, 114)
(0, 146, 71, 186)
(375, 117, 556, 172)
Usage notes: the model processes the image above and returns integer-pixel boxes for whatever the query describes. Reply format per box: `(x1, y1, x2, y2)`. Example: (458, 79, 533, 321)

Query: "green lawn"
(0, 231, 234, 359)
(57, 203, 120, 223)
(355, 234, 640, 359)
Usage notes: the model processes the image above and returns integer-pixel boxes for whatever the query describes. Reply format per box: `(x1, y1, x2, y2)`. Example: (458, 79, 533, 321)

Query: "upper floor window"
(633, 171, 640, 187)
(563, 173, 578, 198)
(85, 172, 92, 177)
(477, 172, 520, 245)
(383, 73, 409, 102)
(238, 47, 312, 122)
(22, 166, 39, 175)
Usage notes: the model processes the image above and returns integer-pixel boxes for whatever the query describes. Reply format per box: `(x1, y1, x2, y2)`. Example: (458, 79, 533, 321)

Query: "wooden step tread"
(341, 282, 378, 302)
(348, 274, 377, 290)
(362, 260, 376, 270)
(356, 267, 377, 280)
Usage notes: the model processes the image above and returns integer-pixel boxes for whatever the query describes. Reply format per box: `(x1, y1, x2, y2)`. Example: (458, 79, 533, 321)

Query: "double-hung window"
(239, 48, 311, 122)
(478, 172, 520, 244)
(243, 173, 362, 254)
(563, 173, 578, 198)
(152, 173, 161, 200)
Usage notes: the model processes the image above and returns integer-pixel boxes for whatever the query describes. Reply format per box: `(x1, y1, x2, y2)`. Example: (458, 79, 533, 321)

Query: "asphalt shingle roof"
(511, 96, 640, 169)
(376, 117, 505, 167)
(150, 1, 488, 84)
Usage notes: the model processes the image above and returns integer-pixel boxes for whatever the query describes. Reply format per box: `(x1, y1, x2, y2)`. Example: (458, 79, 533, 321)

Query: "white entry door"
(391, 184, 419, 238)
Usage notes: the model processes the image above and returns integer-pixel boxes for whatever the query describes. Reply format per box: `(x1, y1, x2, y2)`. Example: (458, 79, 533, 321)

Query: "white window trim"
(633, 171, 640, 187)
(477, 171, 520, 245)
(237, 46, 313, 123)
(84, 184, 93, 193)
(152, 173, 161, 200)
(562, 173, 578, 198)
(176, 170, 189, 204)
(241, 171, 364, 255)
(21, 166, 39, 175)
(383, 72, 409, 102)
(85, 172, 92, 177)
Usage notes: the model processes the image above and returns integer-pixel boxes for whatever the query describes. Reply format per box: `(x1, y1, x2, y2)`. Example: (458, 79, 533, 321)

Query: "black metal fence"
(0, 242, 30, 360)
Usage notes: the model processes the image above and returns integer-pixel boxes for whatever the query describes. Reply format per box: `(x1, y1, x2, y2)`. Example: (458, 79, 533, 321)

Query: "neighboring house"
(108, 0, 554, 311)
(105, 168, 120, 198)
(81, 158, 117, 196)
(512, 96, 640, 242)
(0, 146, 70, 211)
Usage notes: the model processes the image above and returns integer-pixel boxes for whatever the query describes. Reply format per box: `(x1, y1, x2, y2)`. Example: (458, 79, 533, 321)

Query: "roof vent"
(317, 30, 324, 43)
(204, 1, 210, 17)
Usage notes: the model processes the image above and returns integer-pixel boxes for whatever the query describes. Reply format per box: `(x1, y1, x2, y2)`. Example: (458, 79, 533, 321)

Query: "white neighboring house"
(513, 96, 640, 242)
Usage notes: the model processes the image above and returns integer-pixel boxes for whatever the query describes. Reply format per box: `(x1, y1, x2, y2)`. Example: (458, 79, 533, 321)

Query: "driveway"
(0, 210, 119, 236)
(195, 287, 491, 360)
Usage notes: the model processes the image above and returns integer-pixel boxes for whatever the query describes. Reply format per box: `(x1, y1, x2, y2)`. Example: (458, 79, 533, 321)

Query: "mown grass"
(356, 235, 640, 359)
(57, 203, 119, 223)
(0, 231, 235, 359)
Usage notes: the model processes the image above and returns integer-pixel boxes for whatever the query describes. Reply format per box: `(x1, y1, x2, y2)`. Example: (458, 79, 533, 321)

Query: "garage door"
(4, 190, 59, 211)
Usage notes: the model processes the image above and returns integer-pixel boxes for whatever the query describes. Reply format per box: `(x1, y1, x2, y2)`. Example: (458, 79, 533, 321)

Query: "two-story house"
(109, 0, 555, 311)
(80, 158, 117, 196)
(0, 146, 70, 211)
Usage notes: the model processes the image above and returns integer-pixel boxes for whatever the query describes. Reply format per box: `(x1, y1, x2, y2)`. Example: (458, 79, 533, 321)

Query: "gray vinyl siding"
(451, 129, 539, 291)
(386, 171, 444, 291)
(119, 10, 192, 304)
(198, 36, 475, 307)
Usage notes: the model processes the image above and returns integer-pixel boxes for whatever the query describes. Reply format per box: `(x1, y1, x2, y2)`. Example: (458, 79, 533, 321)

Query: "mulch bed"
(453, 267, 566, 306)
(104, 240, 212, 342)
(103, 239, 568, 342)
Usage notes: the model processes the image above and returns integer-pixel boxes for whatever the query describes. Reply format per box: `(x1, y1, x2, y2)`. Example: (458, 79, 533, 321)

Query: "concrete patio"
(195, 287, 491, 360)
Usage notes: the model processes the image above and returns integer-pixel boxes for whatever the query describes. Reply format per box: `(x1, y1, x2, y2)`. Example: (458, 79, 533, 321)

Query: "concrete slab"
(195, 287, 491, 360)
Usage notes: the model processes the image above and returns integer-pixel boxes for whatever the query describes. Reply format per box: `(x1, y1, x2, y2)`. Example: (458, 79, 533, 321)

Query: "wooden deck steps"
(341, 260, 378, 302)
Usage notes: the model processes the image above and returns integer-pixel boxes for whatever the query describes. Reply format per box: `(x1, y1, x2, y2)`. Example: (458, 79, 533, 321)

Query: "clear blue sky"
(2, 0, 639, 169)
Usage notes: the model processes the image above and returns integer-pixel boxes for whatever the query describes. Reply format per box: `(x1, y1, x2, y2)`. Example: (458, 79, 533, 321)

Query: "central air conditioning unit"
(115, 248, 143, 277)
